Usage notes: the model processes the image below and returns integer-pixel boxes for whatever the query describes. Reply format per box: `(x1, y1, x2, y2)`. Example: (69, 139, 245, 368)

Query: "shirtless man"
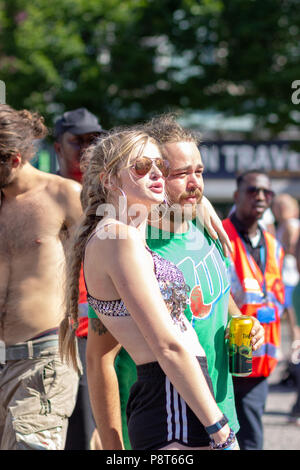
(54, 107, 105, 450)
(0, 104, 82, 450)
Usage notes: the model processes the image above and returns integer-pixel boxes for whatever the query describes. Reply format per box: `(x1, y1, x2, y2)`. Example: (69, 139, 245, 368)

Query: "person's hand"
(210, 424, 239, 450)
(249, 316, 265, 351)
(225, 314, 264, 351)
(197, 196, 233, 258)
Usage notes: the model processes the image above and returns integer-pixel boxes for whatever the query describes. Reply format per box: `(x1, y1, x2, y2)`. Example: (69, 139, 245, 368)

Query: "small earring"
(115, 187, 127, 220)
(116, 187, 126, 199)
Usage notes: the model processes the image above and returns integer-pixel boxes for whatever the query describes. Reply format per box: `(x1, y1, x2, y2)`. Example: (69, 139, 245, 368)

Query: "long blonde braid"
(59, 167, 105, 372)
(59, 127, 155, 372)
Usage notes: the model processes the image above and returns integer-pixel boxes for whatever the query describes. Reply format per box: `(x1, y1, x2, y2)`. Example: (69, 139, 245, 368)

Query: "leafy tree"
(0, 0, 299, 135)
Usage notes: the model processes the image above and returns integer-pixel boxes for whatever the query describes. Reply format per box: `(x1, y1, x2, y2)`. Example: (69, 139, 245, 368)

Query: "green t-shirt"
(89, 221, 239, 449)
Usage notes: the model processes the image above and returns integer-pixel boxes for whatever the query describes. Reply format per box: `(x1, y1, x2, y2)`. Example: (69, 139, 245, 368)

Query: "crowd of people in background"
(0, 104, 299, 451)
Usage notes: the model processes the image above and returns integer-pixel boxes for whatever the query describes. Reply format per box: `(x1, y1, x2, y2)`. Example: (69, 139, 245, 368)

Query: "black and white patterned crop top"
(86, 230, 190, 332)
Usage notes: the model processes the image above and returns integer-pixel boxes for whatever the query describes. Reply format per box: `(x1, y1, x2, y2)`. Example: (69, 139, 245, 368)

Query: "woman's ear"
(99, 171, 118, 190)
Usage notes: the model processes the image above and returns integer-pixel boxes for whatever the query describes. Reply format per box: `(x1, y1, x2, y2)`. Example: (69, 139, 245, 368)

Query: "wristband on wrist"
(205, 414, 229, 435)
(210, 428, 236, 450)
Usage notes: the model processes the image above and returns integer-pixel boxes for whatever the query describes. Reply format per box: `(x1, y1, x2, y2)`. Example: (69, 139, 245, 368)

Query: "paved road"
(263, 319, 300, 450)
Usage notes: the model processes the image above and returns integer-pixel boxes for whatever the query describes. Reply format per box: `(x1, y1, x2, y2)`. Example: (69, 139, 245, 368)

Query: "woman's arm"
(88, 227, 231, 445)
(86, 318, 123, 450)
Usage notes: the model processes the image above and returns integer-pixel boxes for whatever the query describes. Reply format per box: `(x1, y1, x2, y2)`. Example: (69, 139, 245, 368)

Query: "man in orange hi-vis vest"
(223, 169, 285, 450)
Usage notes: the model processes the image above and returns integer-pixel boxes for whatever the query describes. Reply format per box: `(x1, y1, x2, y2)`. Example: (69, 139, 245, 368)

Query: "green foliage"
(0, 0, 299, 134)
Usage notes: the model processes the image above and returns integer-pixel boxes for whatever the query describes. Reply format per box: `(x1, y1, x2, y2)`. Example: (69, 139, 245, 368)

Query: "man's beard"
(168, 189, 203, 223)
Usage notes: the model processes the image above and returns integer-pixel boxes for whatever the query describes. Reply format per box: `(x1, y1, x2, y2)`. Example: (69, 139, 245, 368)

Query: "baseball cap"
(54, 107, 105, 139)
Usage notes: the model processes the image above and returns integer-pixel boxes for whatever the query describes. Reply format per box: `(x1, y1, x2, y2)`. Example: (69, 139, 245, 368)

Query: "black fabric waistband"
(136, 356, 209, 381)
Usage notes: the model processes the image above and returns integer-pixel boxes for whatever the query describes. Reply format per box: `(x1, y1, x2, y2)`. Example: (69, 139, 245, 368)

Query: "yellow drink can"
(229, 315, 253, 377)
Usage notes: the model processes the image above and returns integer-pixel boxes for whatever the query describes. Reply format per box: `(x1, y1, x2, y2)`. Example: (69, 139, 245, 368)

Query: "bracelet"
(205, 414, 228, 435)
(210, 428, 236, 450)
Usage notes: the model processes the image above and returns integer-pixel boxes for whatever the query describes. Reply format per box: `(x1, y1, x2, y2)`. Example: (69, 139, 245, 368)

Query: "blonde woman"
(59, 127, 237, 450)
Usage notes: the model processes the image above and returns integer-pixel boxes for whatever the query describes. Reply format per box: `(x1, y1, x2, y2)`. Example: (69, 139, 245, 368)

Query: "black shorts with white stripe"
(126, 356, 215, 450)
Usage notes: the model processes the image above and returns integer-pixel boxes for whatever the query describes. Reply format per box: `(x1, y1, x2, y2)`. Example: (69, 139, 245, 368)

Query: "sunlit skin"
(118, 146, 166, 209)
(161, 141, 204, 232)
(0, 155, 82, 344)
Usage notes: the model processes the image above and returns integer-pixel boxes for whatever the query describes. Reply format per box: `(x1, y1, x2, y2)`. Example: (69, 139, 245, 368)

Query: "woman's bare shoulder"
(86, 221, 146, 261)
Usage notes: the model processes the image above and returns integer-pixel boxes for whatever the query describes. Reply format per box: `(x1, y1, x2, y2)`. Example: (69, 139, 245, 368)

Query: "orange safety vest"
(76, 265, 88, 338)
(223, 218, 285, 377)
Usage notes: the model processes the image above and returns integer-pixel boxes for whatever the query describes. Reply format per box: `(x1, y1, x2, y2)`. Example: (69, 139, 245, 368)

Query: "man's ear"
(54, 141, 62, 157)
(233, 190, 238, 204)
(11, 153, 22, 169)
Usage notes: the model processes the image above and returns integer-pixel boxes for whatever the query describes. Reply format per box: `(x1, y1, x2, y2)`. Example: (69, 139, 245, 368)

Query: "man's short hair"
(236, 169, 270, 188)
(143, 113, 201, 147)
(54, 107, 105, 140)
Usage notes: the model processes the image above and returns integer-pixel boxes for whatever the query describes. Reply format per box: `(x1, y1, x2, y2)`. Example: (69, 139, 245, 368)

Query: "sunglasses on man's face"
(245, 186, 275, 200)
(131, 156, 170, 178)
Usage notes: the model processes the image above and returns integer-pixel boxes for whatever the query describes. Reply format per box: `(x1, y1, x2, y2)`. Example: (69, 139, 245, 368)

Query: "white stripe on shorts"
(165, 378, 173, 441)
(165, 377, 188, 444)
(180, 396, 188, 443)
(173, 387, 180, 439)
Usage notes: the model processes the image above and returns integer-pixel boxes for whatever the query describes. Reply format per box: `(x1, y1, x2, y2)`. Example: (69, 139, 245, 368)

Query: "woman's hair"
(0, 104, 48, 162)
(59, 126, 157, 371)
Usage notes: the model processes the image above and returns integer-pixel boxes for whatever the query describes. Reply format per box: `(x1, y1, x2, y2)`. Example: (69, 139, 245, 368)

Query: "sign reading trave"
(200, 141, 300, 178)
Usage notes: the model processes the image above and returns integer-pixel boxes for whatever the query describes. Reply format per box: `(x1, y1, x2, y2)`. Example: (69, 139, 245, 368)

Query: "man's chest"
(0, 193, 65, 254)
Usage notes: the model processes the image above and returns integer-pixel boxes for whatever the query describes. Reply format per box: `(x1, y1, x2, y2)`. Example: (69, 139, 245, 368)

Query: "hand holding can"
(229, 315, 254, 377)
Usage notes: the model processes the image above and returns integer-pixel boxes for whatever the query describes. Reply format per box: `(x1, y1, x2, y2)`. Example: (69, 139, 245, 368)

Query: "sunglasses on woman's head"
(131, 156, 170, 178)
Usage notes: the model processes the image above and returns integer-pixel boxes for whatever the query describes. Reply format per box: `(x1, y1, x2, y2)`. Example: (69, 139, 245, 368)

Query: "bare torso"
(0, 167, 82, 344)
(91, 313, 204, 366)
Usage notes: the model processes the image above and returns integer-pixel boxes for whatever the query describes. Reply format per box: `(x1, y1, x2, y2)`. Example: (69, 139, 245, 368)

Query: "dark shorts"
(126, 357, 214, 450)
